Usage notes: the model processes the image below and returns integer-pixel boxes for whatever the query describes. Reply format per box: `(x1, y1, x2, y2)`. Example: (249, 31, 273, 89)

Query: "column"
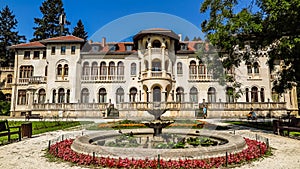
(148, 43, 152, 70)
(162, 43, 165, 71)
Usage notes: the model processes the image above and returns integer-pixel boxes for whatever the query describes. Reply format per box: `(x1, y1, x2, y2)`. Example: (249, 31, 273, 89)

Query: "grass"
(0, 121, 92, 144)
(226, 121, 273, 131)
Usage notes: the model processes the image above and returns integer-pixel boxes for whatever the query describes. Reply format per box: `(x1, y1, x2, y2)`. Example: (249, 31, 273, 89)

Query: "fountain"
(70, 108, 247, 160)
(142, 109, 174, 136)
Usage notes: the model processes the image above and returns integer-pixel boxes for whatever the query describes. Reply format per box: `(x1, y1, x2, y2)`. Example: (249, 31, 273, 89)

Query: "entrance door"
(153, 86, 161, 102)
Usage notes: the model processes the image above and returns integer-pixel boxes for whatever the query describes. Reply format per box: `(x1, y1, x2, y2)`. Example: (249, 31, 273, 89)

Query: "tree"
(72, 19, 88, 41)
(0, 5, 25, 66)
(32, 0, 70, 41)
(200, 0, 300, 94)
(184, 36, 190, 41)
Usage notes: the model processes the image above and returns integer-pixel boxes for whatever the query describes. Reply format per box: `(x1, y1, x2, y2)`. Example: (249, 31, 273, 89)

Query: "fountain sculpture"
(142, 108, 174, 136)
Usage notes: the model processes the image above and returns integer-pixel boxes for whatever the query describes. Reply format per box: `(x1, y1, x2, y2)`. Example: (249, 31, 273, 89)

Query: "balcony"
(143, 48, 168, 58)
(29, 76, 47, 84)
(188, 74, 213, 82)
(82, 75, 125, 83)
(141, 71, 172, 81)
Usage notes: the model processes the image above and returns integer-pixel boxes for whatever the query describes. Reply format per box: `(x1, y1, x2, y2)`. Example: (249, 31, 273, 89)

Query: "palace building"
(7, 29, 298, 119)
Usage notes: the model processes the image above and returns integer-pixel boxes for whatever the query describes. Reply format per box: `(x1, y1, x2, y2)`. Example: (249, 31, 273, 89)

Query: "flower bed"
(48, 138, 268, 168)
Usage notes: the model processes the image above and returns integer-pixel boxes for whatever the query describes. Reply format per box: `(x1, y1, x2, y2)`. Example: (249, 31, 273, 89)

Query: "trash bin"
(21, 122, 32, 138)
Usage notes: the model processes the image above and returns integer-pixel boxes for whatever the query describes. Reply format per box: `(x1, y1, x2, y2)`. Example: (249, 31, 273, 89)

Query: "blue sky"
(0, 0, 207, 42)
(0, 0, 254, 42)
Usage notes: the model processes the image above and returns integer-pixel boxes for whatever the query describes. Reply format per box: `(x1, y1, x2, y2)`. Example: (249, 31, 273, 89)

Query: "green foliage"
(0, 101, 10, 115)
(32, 0, 70, 41)
(0, 5, 26, 66)
(72, 19, 88, 40)
(200, 0, 300, 94)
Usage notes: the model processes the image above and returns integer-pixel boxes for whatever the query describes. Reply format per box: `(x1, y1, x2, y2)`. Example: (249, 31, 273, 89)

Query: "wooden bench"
(0, 120, 21, 142)
(273, 118, 300, 136)
(25, 114, 43, 121)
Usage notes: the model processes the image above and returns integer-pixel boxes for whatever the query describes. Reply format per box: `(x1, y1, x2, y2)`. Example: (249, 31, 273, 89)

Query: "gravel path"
(0, 123, 299, 169)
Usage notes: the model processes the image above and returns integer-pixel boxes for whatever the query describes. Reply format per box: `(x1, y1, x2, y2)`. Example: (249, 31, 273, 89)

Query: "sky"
(0, 0, 208, 42)
(0, 0, 254, 42)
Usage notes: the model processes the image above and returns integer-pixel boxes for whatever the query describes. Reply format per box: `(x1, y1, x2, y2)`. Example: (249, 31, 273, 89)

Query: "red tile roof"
(41, 35, 85, 43)
(9, 41, 45, 49)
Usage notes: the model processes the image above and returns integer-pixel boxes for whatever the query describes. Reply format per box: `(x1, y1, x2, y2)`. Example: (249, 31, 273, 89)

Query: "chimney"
(178, 34, 182, 41)
(102, 37, 106, 47)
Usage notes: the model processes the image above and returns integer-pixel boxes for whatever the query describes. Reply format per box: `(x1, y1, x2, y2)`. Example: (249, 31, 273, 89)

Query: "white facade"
(9, 29, 298, 118)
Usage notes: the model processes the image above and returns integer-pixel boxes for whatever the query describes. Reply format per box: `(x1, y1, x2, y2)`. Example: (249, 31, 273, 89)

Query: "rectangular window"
(51, 46, 56, 55)
(24, 51, 30, 59)
(18, 90, 27, 105)
(71, 46, 76, 54)
(61, 46, 66, 54)
(109, 44, 116, 51)
(42, 51, 46, 59)
(33, 51, 40, 59)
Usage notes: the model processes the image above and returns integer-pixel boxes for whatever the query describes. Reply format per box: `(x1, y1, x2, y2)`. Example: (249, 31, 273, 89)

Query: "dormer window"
(92, 46, 99, 52)
(181, 44, 187, 50)
(108, 44, 116, 51)
(125, 45, 133, 51)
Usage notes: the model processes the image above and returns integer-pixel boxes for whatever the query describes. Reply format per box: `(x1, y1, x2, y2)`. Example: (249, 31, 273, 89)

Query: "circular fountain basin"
(71, 129, 246, 160)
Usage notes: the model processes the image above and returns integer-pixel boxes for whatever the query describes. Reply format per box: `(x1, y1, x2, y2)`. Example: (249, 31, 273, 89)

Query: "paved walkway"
(0, 119, 299, 169)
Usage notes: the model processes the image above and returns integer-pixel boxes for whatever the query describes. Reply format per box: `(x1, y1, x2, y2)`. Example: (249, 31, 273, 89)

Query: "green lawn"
(226, 121, 274, 131)
(0, 121, 92, 144)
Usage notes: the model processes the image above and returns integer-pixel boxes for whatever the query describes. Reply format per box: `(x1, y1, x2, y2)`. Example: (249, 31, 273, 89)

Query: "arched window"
(7, 74, 12, 83)
(99, 88, 107, 103)
(198, 61, 205, 74)
(117, 62, 124, 75)
(52, 90, 56, 103)
(17, 90, 26, 105)
(190, 87, 198, 103)
(176, 87, 184, 102)
(253, 62, 259, 74)
(189, 61, 197, 75)
(251, 87, 258, 102)
(177, 62, 183, 75)
(245, 88, 249, 102)
(100, 62, 107, 75)
(246, 62, 252, 74)
(66, 89, 70, 103)
(91, 62, 98, 80)
(81, 88, 89, 103)
(38, 89, 46, 103)
(152, 59, 161, 71)
(131, 63, 137, 75)
(152, 40, 161, 48)
(153, 86, 161, 102)
(272, 88, 279, 102)
(109, 62, 115, 75)
(19, 66, 34, 78)
(207, 87, 216, 103)
(45, 66, 48, 76)
(129, 87, 138, 102)
(64, 64, 68, 76)
(116, 87, 124, 103)
(58, 88, 65, 103)
(83, 62, 89, 75)
(57, 64, 62, 76)
(226, 87, 234, 103)
(260, 88, 265, 102)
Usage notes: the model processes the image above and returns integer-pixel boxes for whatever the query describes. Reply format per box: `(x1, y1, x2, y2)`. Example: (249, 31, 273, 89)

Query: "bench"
(25, 114, 43, 121)
(273, 118, 300, 136)
(0, 120, 21, 142)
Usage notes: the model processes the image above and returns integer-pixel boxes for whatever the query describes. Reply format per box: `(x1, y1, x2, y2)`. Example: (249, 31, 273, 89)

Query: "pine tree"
(0, 5, 26, 66)
(32, 0, 70, 41)
(72, 19, 88, 41)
